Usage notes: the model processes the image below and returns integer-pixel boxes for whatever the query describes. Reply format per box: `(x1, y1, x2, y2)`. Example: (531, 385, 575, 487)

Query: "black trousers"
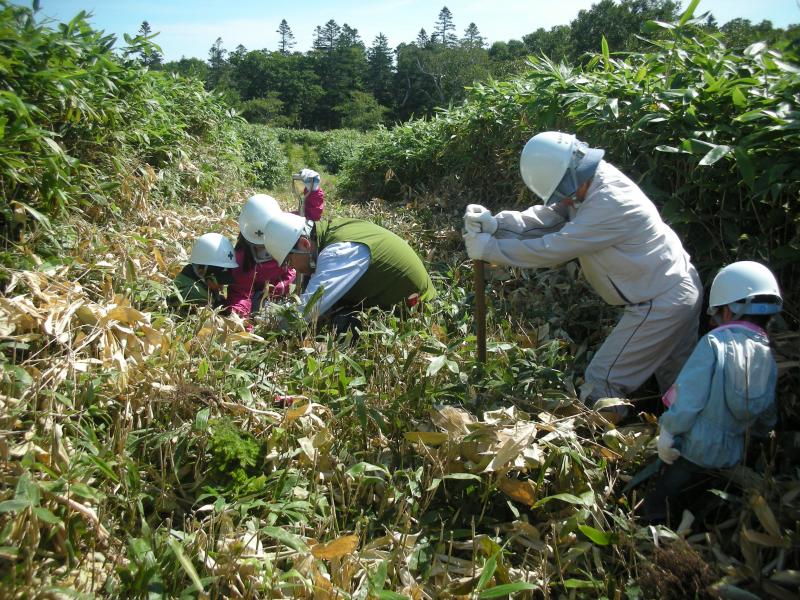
(329, 306, 362, 337)
(641, 458, 719, 526)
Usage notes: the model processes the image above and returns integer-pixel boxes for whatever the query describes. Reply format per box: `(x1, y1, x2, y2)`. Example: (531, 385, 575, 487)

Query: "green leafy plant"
(237, 124, 289, 188)
(205, 418, 267, 496)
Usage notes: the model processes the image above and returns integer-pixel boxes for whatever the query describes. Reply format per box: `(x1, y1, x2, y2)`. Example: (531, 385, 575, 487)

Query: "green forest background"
(154, 2, 800, 129)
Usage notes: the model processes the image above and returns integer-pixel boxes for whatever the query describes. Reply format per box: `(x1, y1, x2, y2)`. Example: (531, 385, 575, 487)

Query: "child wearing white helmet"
(225, 194, 296, 318)
(642, 261, 782, 525)
(172, 233, 239, 307)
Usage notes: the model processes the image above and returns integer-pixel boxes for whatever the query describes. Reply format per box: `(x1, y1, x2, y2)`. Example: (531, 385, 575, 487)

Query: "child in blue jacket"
(642, 261, 782, 524)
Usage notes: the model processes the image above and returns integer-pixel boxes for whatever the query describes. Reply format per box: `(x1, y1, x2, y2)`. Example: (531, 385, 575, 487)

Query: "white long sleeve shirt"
(484, 161, 694, 305)
(299, 241, 371, 319)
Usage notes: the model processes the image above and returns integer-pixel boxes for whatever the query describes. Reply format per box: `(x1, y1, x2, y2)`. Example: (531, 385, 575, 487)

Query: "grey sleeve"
(494, 204, 568, 239)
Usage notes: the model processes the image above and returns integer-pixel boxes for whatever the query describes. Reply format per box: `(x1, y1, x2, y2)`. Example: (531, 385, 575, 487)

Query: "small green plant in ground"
(205, 417, 268, 496)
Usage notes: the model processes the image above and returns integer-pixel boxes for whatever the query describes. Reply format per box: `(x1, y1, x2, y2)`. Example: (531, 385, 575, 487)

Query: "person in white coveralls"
(463, 131, 703, 417)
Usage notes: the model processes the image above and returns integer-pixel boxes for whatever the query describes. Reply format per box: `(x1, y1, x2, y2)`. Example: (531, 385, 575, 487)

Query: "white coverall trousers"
(581, 266, 702, 403)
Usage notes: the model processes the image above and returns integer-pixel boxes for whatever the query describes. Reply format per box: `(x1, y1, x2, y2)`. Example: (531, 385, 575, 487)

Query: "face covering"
(250, 243, 273, 264)
(206, 265, 234, 286)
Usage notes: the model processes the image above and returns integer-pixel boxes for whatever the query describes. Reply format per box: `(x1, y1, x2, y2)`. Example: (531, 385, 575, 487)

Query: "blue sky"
(24, 1, 800, 61)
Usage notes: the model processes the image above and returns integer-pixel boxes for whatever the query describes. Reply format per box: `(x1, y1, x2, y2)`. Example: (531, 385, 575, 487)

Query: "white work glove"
(299, 168, 320, 192)
(463, 232, 491, 261)
(463, 204, 498, 235)
(656, 429, 681, 465)
(256, 302, 291, 332)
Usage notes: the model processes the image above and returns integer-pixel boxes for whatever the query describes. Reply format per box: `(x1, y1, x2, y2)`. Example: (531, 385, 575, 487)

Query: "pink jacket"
(302, 188, 324, 221)
(226, 248, 296, 317)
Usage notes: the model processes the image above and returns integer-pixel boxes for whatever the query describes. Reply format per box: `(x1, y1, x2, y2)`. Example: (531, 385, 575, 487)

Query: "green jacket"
(316, 218, 436, 309)
(172, 265, 216, 306)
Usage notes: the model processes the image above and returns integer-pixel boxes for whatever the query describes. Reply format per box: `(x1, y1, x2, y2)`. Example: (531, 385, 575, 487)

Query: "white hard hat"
(708, 261, 782, 316)
(190, 233, 238, 268)
(262, 211, 312, 265)
(239, 194, 280, 244)
(519, 131, 604, 204)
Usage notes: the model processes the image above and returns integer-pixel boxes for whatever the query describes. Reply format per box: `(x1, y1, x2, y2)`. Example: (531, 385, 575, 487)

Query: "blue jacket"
(660, 322, 777, 469)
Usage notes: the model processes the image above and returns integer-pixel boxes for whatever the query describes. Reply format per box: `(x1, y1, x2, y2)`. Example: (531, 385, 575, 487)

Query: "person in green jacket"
(172, 233, 239, 308)
(258, 211, 435, 329)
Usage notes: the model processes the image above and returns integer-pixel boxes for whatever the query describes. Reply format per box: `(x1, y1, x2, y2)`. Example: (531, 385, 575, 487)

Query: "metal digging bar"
(291, 172, 305, 217)
(291, 173, 306, 292)
(474, 259, 487, 364)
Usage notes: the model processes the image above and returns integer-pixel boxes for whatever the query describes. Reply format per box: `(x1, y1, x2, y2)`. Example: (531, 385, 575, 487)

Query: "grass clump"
(639, 540, 716, 600)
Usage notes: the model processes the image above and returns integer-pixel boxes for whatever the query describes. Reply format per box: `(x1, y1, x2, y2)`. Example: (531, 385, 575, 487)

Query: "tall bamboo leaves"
(344, 14, 800, 299)
(0, 1, 243, 225)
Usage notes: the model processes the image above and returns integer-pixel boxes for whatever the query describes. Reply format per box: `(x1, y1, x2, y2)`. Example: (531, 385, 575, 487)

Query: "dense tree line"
(154, 2, 799, 130)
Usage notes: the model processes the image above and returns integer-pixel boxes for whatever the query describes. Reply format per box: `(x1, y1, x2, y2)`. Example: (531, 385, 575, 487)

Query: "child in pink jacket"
(295, 168, 324, 221)
(226, 240, 297, 317)
(226, 170, 325, 318)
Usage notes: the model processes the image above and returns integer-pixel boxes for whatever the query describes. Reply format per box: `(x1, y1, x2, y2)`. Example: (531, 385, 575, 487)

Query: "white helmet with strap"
(519, 131, 604, 204)
(262, 211, 313, 265)
(708, 261, 782, 316)
(190, 233, 238, 268)
(239, 194, 280, 245)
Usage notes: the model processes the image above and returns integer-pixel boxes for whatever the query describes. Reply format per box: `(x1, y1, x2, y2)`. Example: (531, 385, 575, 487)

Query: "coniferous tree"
(415, 28, 430, 47)
(313, 20, 341, 53)
(366, 33, 394, 107)
(461, 22, 485, 48)
(310, 19, 369, 128)
(276, 19, 295, 54)
(229, 44, 247, 67)
(433, 6, 457, 47)
(207, 37, 229, 89)
(339, 24, 362, 47)
(137, 21, 163, 68)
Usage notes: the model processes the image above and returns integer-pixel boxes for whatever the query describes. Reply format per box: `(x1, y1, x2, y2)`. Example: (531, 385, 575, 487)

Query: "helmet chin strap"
(192, 264, 207, 279)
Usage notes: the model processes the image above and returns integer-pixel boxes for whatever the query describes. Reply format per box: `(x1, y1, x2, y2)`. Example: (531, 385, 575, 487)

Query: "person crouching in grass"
(172, 233, 238, 309)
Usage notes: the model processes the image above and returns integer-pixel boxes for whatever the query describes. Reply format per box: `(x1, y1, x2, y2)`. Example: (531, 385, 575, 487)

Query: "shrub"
(269, 127, 327, 147)
(238, 124, 289, 188)
(317, 128, 372, 174)
(238, 94, 295, 127)
(0, 1, 245, 235)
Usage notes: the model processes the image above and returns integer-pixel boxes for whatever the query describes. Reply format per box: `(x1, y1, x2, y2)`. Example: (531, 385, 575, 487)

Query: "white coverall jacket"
(480, 160, 702, 401)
